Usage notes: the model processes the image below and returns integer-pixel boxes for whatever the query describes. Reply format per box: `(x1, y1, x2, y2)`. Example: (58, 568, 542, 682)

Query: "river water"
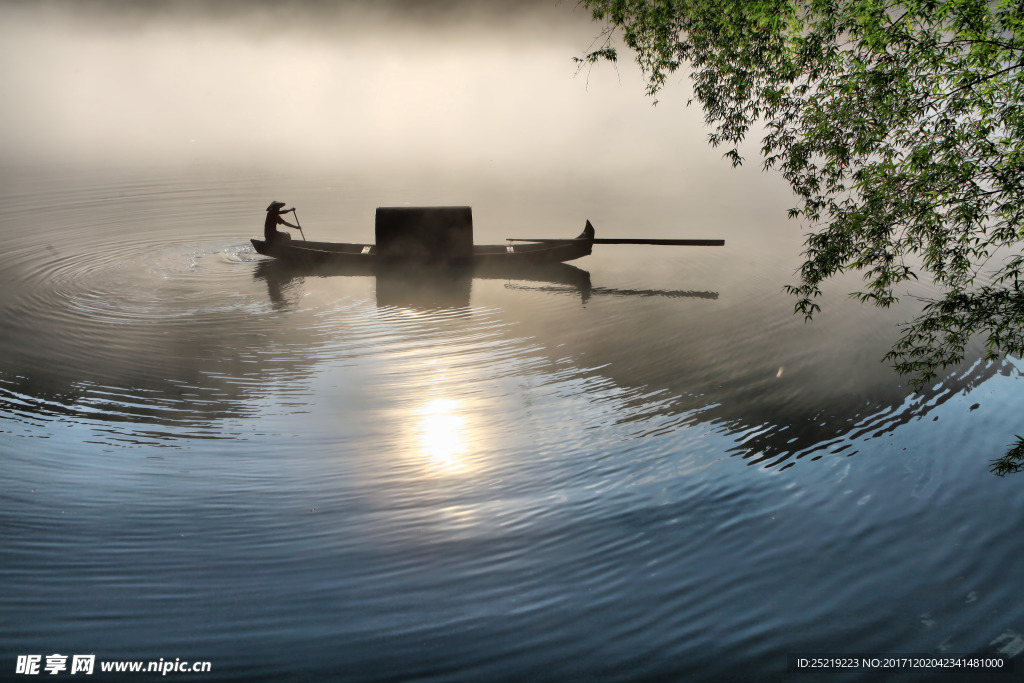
(3, 3, 1024, 682)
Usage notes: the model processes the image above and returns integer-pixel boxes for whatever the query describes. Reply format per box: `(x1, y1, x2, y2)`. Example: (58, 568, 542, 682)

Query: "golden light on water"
(414, 398, 471, 473)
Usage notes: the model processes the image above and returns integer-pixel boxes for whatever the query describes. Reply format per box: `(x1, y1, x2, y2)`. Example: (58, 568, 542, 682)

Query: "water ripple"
(3, 165, 1024, 681)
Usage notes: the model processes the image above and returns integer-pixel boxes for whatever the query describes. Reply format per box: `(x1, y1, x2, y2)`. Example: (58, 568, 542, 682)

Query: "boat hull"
(250, 234, 593, 266)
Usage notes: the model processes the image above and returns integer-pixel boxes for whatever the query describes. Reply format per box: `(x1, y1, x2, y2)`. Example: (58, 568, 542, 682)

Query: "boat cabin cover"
(375, 206, 473, 262)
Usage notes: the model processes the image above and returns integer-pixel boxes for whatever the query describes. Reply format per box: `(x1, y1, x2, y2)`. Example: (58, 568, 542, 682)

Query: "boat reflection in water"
(254, 259, 719, 309)
(254, 258, 590, 309)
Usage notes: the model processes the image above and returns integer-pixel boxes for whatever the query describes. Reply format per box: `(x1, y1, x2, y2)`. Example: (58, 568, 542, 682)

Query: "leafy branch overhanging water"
(578, 0, 1024, 473)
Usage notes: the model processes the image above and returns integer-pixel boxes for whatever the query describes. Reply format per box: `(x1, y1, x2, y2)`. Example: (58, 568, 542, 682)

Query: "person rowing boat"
(264, 201, 301, 243)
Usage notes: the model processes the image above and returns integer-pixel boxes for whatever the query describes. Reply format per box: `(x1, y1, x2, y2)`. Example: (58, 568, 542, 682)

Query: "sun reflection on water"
(414, 398, 471, 473)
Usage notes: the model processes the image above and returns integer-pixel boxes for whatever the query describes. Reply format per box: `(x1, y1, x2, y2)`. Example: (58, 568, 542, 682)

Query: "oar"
(508, 237, 725, 246)
(293, 208, 307, 241)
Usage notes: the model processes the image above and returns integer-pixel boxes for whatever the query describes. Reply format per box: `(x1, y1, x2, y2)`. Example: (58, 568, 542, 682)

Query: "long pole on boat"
(507, 237, 725, 246)
(293, 209, 307, 241)
(592, 237, 724, 246)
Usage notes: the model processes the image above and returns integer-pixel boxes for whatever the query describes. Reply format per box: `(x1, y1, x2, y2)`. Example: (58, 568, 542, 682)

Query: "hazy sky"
(0, 0, 727, 175)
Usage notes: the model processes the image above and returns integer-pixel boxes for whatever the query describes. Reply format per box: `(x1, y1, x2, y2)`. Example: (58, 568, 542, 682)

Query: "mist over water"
(1, 0, 717, 176)
(2, 2, 1024, 681)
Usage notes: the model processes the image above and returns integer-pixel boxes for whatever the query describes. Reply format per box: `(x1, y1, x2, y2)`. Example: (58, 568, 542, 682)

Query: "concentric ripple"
(3, 164, 1024, 682)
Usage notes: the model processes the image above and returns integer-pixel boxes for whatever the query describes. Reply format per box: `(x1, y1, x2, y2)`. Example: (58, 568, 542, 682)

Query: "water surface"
(2, 3, 1024, 681)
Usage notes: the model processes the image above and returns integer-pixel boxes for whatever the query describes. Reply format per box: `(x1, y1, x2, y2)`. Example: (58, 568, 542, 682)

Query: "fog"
(0, 0, 729, 176)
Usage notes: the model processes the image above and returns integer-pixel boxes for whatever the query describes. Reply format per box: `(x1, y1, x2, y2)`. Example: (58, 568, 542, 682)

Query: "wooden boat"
(251, 206, 723, 266)
(251, 224, 595, 266)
